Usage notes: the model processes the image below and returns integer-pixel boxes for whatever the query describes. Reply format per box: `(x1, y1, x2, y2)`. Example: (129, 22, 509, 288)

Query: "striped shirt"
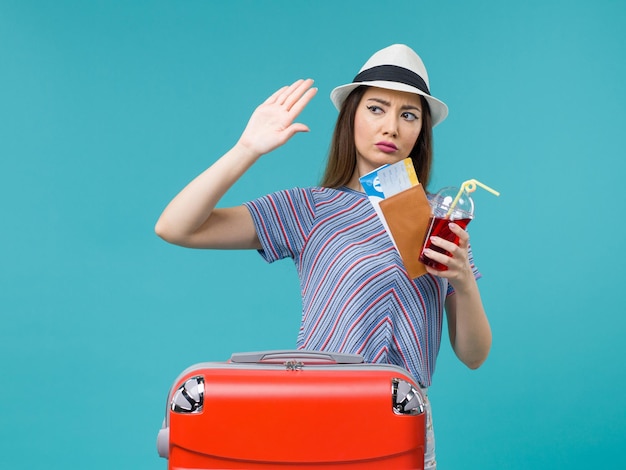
(244, 186, 479, 386)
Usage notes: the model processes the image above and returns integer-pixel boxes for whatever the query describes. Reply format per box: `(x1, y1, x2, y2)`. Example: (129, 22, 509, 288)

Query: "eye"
(402, 111, 418, 121)
(366, 105, 384, 114)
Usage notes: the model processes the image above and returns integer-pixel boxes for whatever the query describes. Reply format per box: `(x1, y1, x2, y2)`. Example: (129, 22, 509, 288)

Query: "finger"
(448, 222, 470, 246)
(281, 123, 311, 142)
(428, 236, 457, 254)
(425, 265, 447, 277)
(285, 87, 317, 122)
(276, 79, 305, 105)
(283, 79, 316, 111)
(422, 248, 451, 268)
(263, 85, 289, 105)
(423, 248, 467, 279)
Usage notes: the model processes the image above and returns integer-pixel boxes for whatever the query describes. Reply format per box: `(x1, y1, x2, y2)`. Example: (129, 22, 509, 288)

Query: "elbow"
(154, 218, 169, 241)
(464, 355, 488, 370)
(154, 217, 201, 248)
(154, 218, 180, 244)
(464, 344, 491, 370)
(456, 339, 491, 370)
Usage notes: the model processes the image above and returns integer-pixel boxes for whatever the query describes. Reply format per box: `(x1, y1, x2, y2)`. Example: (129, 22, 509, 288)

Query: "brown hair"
(320, 86, 434, 190)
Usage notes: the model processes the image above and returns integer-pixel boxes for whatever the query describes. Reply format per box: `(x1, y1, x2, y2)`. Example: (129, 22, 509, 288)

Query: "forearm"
(155, 142, 260, 244)
(446, 277, 492, 369)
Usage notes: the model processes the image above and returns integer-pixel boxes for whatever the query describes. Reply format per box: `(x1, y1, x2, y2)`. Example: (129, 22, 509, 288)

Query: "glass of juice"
(419, 187, 474, 271)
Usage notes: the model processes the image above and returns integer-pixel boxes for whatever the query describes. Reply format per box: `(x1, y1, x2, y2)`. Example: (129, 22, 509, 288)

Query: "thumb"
(284, 123, 310, 138)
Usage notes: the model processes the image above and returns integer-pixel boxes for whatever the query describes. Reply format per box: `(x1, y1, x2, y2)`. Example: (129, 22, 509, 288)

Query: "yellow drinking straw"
(445, 179, 500, 218)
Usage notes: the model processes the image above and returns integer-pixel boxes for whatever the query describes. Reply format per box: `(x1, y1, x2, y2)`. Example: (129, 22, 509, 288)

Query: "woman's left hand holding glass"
(423, 222, 474, 289)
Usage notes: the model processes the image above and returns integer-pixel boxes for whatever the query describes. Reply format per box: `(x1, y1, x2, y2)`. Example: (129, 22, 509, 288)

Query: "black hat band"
(353, 65, 430, 96)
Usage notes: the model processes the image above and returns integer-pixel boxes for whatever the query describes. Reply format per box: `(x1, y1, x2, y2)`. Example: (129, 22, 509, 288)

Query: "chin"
(379, 154, 407, 165)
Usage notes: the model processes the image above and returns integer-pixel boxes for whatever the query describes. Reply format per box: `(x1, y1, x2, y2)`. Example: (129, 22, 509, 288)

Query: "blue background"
(1, 1, 624, 468)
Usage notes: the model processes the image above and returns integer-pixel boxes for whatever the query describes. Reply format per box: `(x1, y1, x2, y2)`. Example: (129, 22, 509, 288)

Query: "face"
(353, 86, 423, 178)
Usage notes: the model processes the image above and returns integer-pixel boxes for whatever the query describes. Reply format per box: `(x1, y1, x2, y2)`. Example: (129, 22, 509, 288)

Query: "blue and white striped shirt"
(244, 186, 479, 386)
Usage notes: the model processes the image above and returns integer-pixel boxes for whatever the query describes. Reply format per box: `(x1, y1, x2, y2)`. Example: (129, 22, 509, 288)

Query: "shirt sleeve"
(243, 187, 316, 263)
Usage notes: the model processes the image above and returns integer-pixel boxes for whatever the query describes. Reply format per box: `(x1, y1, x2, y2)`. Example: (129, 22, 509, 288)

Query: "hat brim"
(330, 81, 449, 127)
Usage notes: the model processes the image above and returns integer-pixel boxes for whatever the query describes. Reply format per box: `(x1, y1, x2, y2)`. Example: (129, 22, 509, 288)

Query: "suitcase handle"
(230, 349, 364, 365)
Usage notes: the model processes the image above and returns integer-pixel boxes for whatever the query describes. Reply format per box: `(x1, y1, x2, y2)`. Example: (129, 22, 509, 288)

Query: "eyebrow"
(366, 97, 422, 113)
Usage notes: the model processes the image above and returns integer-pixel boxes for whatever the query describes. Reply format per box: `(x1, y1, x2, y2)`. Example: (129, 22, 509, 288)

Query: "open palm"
(237, 79, 318, 156)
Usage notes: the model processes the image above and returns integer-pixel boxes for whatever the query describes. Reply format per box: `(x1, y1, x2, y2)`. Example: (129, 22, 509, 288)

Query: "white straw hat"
(330, 44, 448, 126)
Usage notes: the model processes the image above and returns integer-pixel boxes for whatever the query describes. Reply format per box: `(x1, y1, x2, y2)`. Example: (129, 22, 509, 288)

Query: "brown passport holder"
(379, 184, 432, 278)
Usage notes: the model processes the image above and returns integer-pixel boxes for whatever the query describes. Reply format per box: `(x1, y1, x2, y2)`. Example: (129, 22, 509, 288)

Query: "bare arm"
(155, 79, 318, 249)
(424, 223, 492, 369)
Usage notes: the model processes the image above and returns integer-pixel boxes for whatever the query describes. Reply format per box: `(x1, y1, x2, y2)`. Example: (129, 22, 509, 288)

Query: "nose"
(382, 115, 399, 137)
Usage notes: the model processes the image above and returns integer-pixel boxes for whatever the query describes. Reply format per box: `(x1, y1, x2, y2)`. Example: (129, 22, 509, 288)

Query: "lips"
(375, 141, 398, 153)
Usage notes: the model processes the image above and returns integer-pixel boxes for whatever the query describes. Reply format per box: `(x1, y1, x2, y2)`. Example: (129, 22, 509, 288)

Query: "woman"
(155, 44, 492, 468)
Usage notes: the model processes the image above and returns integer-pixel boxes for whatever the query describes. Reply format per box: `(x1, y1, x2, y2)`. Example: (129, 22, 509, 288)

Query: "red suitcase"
(157, 350, 426, 469)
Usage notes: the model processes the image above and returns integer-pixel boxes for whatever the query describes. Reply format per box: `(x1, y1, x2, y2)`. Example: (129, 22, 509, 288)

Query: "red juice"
(419, 216, 471, 271)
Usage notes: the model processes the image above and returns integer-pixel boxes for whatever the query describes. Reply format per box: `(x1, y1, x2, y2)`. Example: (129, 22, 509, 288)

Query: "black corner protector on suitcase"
(392, 377, 425, 415)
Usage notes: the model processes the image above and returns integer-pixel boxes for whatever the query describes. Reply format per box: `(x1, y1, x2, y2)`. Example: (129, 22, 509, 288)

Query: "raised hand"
(237, 79, 318, 157)
(155, 79, 317, 249)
